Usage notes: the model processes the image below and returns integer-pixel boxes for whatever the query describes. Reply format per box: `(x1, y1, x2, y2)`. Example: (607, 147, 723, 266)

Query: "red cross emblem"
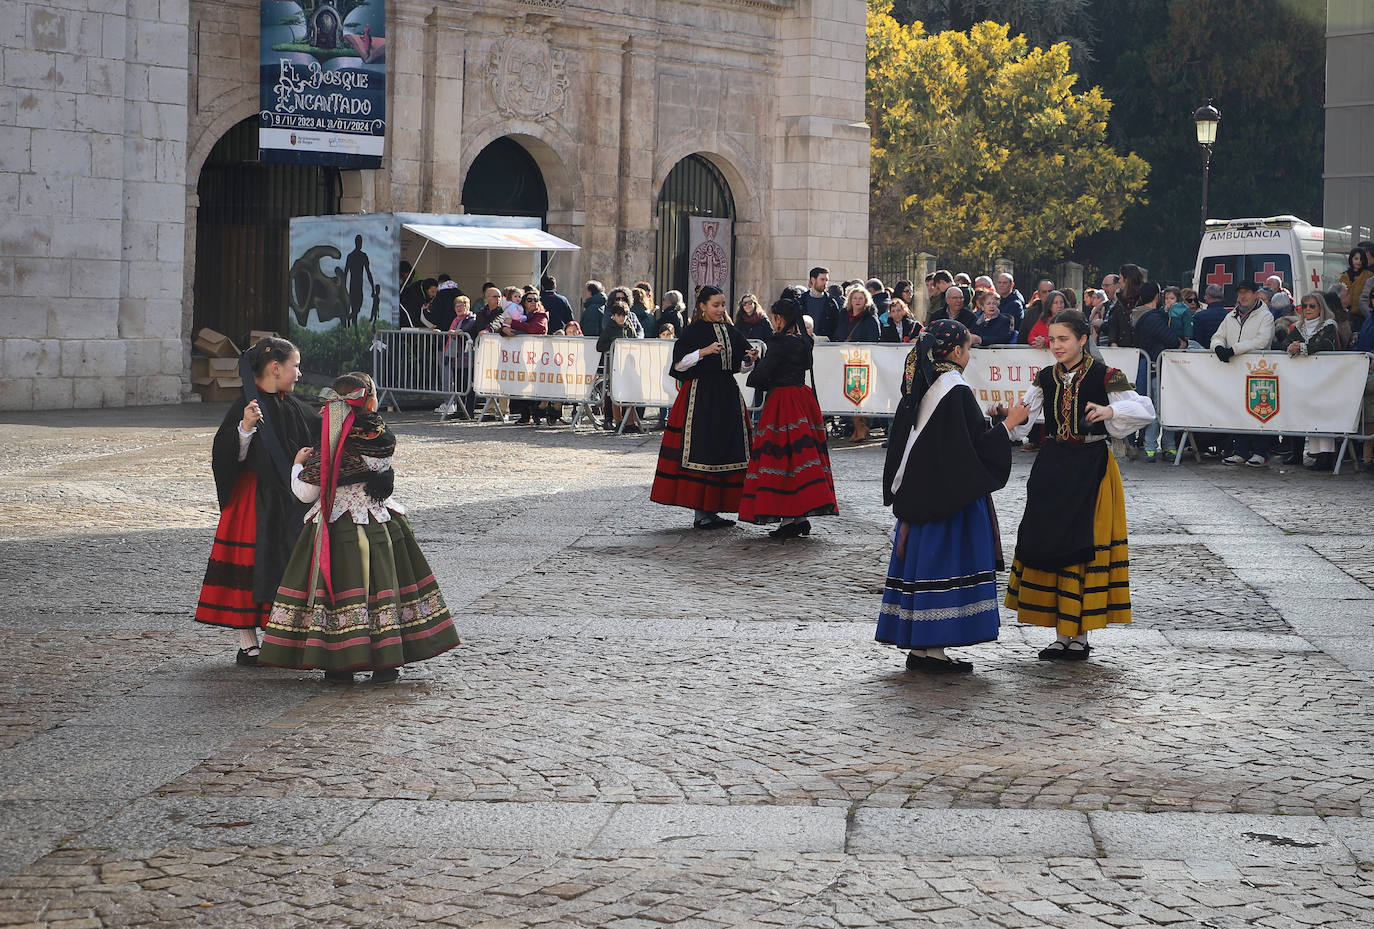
(1310, 267, 1321, 288)
(1205, 263, 1233, 288)
(1253, 262, 1282, 285)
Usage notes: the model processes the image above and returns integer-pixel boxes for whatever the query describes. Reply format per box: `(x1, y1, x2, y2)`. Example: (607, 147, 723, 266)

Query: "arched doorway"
(193, 117, 341, 339)
(654, 154, 736, 304)
(461, 137, 548, 218)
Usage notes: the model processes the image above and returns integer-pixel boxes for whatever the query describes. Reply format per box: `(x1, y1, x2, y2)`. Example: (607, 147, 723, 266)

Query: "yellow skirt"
(1005, 454, 1131, 633)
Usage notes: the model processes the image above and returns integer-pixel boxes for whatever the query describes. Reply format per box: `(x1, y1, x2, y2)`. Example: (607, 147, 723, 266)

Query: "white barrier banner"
(474, 334, 599, 401)
(608, 339, 760, 408)
(1158, 349, 1368, 434)
(811, 344, 1148, 417)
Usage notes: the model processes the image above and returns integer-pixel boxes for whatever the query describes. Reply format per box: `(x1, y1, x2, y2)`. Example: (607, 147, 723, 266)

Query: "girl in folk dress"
(994, 311, 1156, 661)
(195, 338, 319, 666)
(650, 285, 759, 529)
(738, 293, 839, 538)
(878, 320, 1028, 674)
(258, 372, 459, 683)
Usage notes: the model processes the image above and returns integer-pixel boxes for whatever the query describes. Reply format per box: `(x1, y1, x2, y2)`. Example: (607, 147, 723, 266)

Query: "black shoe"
(769, 519, 812, 538)
(622, 424, 642, 434)
(693, 515, 735, 530)
(371, 668, 400, 683)
(1284, 451, 1304, 465)
(546, 417, 567, 425)
(235, 648, 259, 667)
(906, 653, 973, 674)
(1062, 643, 1091, 661)
(324, 669, 355, 684)
(1038, 642, 1068, 660)
(515, 417, 533, 425)
(1306, 453, 1335, 472)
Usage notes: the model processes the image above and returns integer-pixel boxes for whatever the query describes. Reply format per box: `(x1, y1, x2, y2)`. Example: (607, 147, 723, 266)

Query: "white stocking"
(238, 629, 260, 651)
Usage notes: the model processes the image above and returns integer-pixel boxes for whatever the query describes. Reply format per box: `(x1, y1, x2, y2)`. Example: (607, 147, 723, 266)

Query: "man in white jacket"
(1211, 280, 1276, 467)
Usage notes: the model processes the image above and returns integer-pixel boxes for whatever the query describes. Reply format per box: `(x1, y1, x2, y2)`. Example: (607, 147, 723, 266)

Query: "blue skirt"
(876, 498, 1001, 649)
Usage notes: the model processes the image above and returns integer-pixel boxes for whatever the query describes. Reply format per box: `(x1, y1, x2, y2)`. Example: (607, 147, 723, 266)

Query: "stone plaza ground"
(1, 404, 1373, 928)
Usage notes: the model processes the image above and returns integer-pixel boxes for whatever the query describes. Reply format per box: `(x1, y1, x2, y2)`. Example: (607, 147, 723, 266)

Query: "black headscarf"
(901, 318, 968, 410)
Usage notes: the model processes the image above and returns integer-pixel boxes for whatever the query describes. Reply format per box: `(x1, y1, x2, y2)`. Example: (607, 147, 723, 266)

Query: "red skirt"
(650, 384, 747, 514)
(739, 385, 839, 524)
(195, 472, 270, 629)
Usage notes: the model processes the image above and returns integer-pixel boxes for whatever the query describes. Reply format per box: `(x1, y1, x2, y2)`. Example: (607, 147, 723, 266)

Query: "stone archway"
(191, 117, 342, 338)
(653, 154, 737, 305)
(461, 137, 549, 218)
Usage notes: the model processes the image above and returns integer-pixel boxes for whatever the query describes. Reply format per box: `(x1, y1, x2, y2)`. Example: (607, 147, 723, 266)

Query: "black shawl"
(210, 389, 319, 602)
(883, 376, 1012, 530)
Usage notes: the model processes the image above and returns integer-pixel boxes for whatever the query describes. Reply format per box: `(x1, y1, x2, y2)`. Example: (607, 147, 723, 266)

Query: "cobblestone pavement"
(1, 405, 1372, 927)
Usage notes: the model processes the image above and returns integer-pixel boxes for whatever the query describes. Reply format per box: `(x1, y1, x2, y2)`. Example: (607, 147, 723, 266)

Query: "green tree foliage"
(868, 0, 1149, 270)
(1075, 0, 1325, 281)
(892, 0, 1098, 72)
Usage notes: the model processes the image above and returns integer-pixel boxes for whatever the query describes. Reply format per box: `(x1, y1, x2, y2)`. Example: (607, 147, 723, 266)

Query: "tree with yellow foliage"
(868, 0, 1148, 270)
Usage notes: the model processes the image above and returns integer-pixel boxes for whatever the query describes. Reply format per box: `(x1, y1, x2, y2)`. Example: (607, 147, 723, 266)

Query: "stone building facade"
(1, 0, 869, 410)
(1325, 2, 1374, 249)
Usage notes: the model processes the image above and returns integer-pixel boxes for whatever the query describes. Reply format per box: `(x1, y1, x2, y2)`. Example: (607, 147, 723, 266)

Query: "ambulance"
(1192, 215, 1344, 308)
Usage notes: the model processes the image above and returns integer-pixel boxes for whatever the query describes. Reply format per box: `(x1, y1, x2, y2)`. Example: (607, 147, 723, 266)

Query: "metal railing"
(371, 328, 474, 418)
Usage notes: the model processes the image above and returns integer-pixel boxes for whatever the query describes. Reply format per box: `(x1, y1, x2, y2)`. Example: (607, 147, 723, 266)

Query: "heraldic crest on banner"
(487, 22, 569, 120)
(842, 348, 871, 406)
(1244, 358, 1280, 423)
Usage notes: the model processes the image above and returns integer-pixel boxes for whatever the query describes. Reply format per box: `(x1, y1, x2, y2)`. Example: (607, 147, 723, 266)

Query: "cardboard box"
(191, 356, 241, 384)
(194, 376, 243, 403)
(194, 327, 241, 358)
(247, 330, 280, 347)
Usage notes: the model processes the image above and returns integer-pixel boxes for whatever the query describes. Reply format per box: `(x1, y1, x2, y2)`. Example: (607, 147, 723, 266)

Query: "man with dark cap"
(1211, 280, 1275, 467)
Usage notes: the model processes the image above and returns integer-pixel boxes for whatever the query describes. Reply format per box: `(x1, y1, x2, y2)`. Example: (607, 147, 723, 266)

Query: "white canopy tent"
(401, 222, 580, 301)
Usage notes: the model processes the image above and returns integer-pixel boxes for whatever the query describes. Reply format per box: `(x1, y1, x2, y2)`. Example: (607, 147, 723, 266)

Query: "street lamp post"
(1194, 100, 1221, 239)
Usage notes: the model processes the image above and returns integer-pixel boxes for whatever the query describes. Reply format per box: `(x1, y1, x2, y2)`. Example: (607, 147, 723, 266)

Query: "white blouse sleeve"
(1104, 389, 1157, 438)
(291, 462, 321, 504)
(1003, 384, 1043, 441)
(673, 349, 702, 372)
(237, 424, 255, 462)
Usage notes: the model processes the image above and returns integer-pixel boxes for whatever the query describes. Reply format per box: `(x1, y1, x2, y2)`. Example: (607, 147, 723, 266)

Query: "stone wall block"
(27, 6, 70, 53)
(0, 208, 54, 255)
(72, 177, 124, 220)
(51, 219, 122, 261)
(0, 377, 35, 411)
(4, 49, 56, 90)
(101, 13, 127, 60)
(75, 92, 123, 133)
(69, 264, 121, 299)
(155, 140, 186, 185)
(90, 132, 123, 179)
(1, 338, 60, 377)
(148, 65, 187, 105)
(129, 374, 181, 405)
(13, 257, 71, 299)
(0, 296, 49, 338)
(52, 53, 88, 95)
(15, 90, 75, 129)
(0, 125, 30, 172)
(73, 375, 127, 408)
(132, 22, 187, 67)
(123, 183, 182, 223)
(157, 222, 184, 264)
(31, 128, 93, 177)
(86, 57, 122, 96)
(0, 256, 12, 295)
(61, 338, 126, 377)
(32, 375, 74, 410)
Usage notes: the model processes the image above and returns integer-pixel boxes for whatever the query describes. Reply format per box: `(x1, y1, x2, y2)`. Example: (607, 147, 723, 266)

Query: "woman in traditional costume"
(650, 285, 759, 529)
(258, 372, 460, 683)
(995, 310, 1156, 660)
(195, 338, 319, 666)
(739, 292, 839, 538)
(878, 320, 1028, 674)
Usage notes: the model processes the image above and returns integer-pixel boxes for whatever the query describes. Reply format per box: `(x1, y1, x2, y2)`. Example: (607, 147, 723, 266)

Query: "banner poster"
(688, 216, 732, 300)
(608, 339, 761, 409)
(1158, 350, 1368, 435)
(474, 335, 601, 402)
(259, 0, 386, 168)
(285, 214, 398, 375)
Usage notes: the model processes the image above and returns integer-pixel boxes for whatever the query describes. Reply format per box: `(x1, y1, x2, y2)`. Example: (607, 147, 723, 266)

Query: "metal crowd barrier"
(371, 328, 474, 418)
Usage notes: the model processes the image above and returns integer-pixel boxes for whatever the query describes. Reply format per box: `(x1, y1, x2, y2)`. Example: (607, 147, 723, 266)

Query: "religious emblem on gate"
(842, 349, 871, 406)
(1244, 358, 1280, 423)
